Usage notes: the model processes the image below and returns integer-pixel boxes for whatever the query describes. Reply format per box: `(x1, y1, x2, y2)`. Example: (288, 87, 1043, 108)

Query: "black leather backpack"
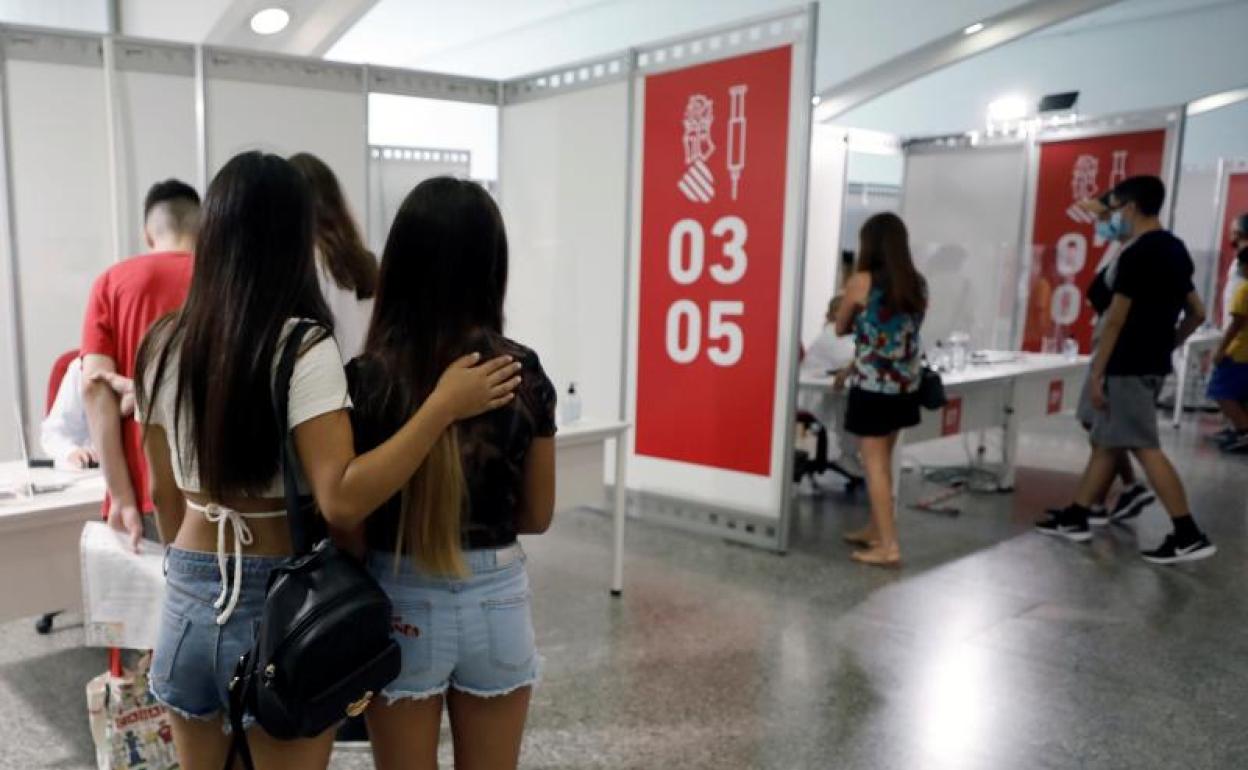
(223, 321, 401, 770)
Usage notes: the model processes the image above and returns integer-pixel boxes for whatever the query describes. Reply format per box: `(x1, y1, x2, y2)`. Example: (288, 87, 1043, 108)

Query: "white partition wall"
(901, 140, 1028, 350)
(368, 146, 472, 252)
(205, 51, 367, 220)
(366, 68, 498, 251)
(1, 29, 112, 450)
(801, 123, 847, 350)
(112, 38, 197, 256)
(624, 9, 816, 551)
(500, 58, 632, 430)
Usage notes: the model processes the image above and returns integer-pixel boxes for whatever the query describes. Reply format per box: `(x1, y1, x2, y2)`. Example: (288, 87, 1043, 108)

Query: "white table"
(799, 352, 1088, 492)
(1172, 329, 1222, 427)
(554, 418, 631, 595)
(0, 462, 105, 623)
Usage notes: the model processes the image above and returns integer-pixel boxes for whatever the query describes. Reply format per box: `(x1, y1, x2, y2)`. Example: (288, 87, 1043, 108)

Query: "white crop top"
(138, 318, 352, 497)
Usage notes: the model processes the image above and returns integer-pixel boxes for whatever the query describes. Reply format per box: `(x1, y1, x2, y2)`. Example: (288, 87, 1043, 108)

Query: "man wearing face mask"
(1037, 176, 1213, 564)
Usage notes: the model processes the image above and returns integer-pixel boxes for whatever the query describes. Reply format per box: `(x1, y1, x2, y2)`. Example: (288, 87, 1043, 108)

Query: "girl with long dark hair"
(289, 152, 378, 361)
(136, 153, 520, 769)
(347, 177, 557, 770)
(835, 212, 927, 567)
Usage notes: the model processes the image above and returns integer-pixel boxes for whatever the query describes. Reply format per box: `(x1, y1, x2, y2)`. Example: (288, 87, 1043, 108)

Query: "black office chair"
(794, 410, 863, 493)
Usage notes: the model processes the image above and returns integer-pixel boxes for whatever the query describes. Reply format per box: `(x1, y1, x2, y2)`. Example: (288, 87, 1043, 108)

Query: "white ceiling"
(326, 0, 1038, 92)
(841, 0, 1248, 138)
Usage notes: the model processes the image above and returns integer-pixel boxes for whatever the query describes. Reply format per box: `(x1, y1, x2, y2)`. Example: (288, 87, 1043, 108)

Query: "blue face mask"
(1096, 210, 1131, 242)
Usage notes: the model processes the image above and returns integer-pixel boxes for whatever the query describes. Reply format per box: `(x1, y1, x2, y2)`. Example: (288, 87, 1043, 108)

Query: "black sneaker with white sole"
(1086, 505, 1111, 528)
(1108, 485, 1155, 523)
(1141, 533, 1217, 564)
(1221, 432, 1248, 454)
(1035, 508, 1092, 542)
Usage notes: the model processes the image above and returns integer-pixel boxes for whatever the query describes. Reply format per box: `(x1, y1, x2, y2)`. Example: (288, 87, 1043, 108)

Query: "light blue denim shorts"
(149, 547, 287, 732)
(368, 545, 540, 702)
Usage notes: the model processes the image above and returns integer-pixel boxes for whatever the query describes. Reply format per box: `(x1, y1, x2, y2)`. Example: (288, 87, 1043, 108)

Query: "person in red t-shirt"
(81, 180, 199, 551)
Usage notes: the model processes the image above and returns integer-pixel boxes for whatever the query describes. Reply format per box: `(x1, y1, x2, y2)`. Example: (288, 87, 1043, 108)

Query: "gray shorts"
(1088, 375, 1164, 449)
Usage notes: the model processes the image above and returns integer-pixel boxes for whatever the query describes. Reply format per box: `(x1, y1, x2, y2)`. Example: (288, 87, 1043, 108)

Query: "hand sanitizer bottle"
(560, 383, 582, 425)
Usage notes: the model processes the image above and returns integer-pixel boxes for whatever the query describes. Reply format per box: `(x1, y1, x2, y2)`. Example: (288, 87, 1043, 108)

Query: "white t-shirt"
(138, 318, 351, 496)
(40, 357, 91, 463)
(317, 258, 374, 363)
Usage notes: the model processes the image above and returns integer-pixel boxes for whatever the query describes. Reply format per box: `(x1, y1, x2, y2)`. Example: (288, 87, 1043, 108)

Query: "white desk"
(554, 418, 631, 595)
(1172, 329, 1222, 427)
(0, 462, 104, 623)
(799, 352, 1088, 491)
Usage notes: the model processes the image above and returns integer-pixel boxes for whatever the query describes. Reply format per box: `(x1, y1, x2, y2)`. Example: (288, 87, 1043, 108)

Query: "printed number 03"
(665, 216, 747, 367)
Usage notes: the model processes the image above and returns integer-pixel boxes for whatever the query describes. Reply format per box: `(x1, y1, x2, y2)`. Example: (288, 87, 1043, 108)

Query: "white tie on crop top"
(186, 500, 286, 625)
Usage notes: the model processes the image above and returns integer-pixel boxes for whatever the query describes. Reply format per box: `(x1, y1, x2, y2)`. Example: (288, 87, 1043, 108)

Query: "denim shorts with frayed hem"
(368, 546, 540, 703)
(149, 547, 287, 733)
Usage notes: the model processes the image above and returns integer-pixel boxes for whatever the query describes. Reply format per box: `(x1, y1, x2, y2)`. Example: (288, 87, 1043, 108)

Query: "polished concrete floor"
(2, 412, 1245, 769)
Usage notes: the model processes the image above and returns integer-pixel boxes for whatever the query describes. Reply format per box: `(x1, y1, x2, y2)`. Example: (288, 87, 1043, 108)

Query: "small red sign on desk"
(941, 397, 963, 436)
(1047, 380, 1065, 415)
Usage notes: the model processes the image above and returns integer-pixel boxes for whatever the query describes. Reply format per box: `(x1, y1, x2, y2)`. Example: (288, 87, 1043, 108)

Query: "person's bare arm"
(1175, 290, 1207, 350)
(82, 353, 143, 548)
(835, 273, 869, 337)
(296, 354, 521, 530)
(1088, 294, 1131, 409)
(516, 438, 556, 535)
(1216, 314, 1245, 362)
(141, 424, 184, 545)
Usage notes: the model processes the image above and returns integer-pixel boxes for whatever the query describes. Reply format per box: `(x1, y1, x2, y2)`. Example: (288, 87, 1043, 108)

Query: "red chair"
(45, 349, 79, 416)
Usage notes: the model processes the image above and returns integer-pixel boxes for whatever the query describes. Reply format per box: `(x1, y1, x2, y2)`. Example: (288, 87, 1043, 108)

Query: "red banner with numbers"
(1021, 129, 1167, 353)
(634, 46, 792, 475)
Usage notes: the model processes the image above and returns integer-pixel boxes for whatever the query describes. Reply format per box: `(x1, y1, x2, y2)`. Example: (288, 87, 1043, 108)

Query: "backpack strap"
(272, 321, 318, 556)
(223, 653, 257, 770)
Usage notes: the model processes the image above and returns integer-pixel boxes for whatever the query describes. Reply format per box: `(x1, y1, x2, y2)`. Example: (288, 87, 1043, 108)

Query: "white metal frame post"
(776, 2, 819, 552)
(0, 32, 30, 455)
(611, 48, 639, 595)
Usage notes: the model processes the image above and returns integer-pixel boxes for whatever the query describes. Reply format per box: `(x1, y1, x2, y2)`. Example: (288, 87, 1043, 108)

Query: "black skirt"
(844, 387, 921, 437)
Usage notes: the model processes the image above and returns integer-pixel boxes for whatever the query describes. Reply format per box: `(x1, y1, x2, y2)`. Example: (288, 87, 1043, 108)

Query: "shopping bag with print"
(85, 654, 180, 770)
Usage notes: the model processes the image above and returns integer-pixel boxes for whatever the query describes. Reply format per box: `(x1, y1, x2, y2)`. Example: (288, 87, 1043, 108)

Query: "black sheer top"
(347, 333, 557, 551)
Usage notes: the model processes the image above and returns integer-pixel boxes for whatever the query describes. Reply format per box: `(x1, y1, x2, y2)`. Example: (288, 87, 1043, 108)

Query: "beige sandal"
(851, 544, 902, 568)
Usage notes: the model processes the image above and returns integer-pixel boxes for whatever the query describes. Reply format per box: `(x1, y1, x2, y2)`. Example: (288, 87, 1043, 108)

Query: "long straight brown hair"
(856, 212, 927, 315)
(289, 152, 378, 300)
(361, 178, 509, 576)
(136, 152, 332, 499)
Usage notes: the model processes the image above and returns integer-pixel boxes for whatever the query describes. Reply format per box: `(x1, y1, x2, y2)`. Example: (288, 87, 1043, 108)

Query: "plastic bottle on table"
(560, 383, 582, 426)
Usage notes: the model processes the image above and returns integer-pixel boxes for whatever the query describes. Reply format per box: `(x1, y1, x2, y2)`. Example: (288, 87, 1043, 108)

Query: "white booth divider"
(499, 53, 632, 432)
(112, 38, 197, 257)
(204, 50, 367, 223)
(800, 124, 847, 350)
(901, 139, 1028, 351)
(1, 29, 112, 452)
(624, 8, 816, 551)
(368, 145, 472, 253)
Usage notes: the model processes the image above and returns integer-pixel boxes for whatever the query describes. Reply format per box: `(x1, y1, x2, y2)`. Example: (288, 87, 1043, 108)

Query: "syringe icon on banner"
(727, 84, 747, 200)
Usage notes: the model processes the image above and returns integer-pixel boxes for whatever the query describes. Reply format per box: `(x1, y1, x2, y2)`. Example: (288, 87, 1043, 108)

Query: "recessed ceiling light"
(963, 22, 985, 35)
(250, 8, 290, 36)
(811, 95, 822, 106)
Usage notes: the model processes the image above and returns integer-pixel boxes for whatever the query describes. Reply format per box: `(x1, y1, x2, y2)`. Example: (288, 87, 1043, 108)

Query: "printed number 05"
(666, 300, 744, 367)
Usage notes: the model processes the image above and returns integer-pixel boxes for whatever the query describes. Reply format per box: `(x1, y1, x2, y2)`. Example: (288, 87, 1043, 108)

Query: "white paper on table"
(79, 520, 167, 650)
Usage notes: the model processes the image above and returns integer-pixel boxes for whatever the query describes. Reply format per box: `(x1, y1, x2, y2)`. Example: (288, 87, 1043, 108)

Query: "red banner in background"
(1215, 172, 1248, 323)
(1021, 130, 1167, 353)
(634, 46, 792, 475)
